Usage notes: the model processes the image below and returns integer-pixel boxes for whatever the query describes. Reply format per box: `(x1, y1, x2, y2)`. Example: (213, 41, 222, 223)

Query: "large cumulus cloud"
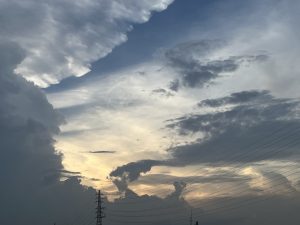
(0, 0, 174, 87)
(0, 42, 99, 225)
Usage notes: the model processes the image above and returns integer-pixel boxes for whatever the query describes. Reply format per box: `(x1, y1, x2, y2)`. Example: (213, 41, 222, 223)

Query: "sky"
(1, 0, 300, 225)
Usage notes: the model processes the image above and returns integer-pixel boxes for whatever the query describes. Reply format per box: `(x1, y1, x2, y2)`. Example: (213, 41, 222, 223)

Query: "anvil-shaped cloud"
(0, 0, 174, 87)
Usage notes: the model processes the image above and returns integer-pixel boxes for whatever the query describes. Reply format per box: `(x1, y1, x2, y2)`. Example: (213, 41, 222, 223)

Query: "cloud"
(166, 181, 187, 199)
(151, 88, 174, 97)
(0, 42, 63, 184)
(191, 192, 300, 225)
(169, 79, 180, 91)
(0, 42, 98, 225)
(109, 90, 300, 195)
(262, 171, 297, 194)
(167, 90, 300, 164)
(105, 184, 190, 225)
(135, 173, 251, 186)
(89, 150, 116, 154)
(164, 40, 268, 90)
(199, 90, 273, 107)
(110, 160, 167, 182)
(3, 1, 300, 225)
(0, 0, 174, 87)
(110, 159, 171, 192)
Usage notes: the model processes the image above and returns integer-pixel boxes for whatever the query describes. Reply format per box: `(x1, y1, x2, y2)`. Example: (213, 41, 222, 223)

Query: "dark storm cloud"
(110, 160, 174, 192)
(0, 42, 97, 225)
(167, 90, 300, 164)
(0, 42, 63, 184)
(199, 90, 273, 107)
(60, 169, 81, 175)
(165, 40, 268, 90)
(110, 160, 167, 182)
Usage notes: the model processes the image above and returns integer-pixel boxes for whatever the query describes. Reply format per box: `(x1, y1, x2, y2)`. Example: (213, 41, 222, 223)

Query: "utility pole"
(96, 190, 105, 225)
(189, 209, 193, 225)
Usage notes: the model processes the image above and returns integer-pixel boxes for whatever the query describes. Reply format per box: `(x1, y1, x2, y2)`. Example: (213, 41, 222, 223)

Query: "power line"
(105, 122, 300, 205)
(64, 123, 300, 225)
(103, 125, 300, 215)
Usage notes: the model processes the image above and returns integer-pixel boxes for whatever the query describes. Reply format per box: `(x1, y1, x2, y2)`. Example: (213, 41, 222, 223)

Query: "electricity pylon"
(189, 209, 193, 225)
(96, 190, 105, 225)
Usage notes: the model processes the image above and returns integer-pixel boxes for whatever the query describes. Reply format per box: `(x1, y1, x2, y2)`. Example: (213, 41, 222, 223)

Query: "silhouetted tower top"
(189, 209, 193, 225)
(96, 190, 105, 225)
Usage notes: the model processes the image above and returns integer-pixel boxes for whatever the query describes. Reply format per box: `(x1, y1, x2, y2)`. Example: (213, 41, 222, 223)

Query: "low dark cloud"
(199, 90, 273, 107)
(167, 181, 187, 199)
(167, 90, 300, 164)
(169, 79, 180, 92)
(152, 88, 174, 97)
(60, 169, 81, 175)
(0, 42, 97, 225)
(165, 40, 268, 90)
(110, 160, 172, 192)
(89, 150, 116, 154)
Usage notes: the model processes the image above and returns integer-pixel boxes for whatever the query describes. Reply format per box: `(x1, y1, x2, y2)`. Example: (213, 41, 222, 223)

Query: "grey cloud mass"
(0, 43, 97, 225)
(110, 160, 172, 192)
(111, 90, 300, 195)
(89, 150, 117, 154)
(165, 40, 268, 90)
(168, 90, 300, 164)
(110, 160, 167, 182)
(199, 90, 273, 107)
